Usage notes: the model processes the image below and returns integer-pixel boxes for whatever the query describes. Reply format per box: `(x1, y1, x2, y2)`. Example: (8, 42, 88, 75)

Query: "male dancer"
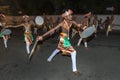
(77, 12, 92, 48)
(0, 14, 11, 48)
(12, 15, 34, 54)
(37, 9, 81, 75)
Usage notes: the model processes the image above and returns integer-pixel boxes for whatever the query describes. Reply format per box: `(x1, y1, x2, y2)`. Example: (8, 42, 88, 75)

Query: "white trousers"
(26, 42, 30, 54)
(84, 42, 88, 48)
(47, 49, 77, 72)
(3, 36, 8, 48)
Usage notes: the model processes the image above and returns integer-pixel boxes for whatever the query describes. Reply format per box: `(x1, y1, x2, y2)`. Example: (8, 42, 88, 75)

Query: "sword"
(28, 39, 39, 63)
(27, 23, 61, 63)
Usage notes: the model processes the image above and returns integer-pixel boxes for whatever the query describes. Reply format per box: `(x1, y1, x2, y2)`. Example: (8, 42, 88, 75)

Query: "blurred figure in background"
(0, 14, 11, 48)
(77, 12, 92, 48)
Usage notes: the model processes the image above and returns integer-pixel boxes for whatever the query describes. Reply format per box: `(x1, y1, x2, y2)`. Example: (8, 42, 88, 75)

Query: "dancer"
(106, 15, 114, 37)
(77, 12, 92, 48)
(37, 9, 81, 75)
(12, 15, 34, 54)
(0, 14, 11, 48)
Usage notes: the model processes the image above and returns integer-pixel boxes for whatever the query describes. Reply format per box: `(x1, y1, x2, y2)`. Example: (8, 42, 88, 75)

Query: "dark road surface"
(0, 29, 120, 80)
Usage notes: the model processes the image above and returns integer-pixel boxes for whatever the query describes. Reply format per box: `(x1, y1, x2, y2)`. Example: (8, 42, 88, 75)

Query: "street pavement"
(0, 29, 120, 80)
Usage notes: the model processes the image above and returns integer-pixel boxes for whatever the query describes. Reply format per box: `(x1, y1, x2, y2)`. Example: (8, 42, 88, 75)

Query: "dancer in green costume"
(37, 9, 81, 75)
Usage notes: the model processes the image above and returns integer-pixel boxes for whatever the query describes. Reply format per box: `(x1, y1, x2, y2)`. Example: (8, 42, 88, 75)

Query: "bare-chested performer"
(0, 14, 11, 48)
(77, 12, 92, 48)
(12, 15, 34, 54)
(37, 9, 81, 75)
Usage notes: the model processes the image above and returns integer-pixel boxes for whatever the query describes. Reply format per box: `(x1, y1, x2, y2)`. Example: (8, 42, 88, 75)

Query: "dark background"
(0, 0, 120, 15)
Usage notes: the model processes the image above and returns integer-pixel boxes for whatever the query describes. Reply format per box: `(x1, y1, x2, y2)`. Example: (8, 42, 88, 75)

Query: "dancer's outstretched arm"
(37, 22, 63, 40)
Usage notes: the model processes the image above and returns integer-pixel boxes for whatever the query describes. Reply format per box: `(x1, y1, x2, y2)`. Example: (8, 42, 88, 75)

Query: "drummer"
(0, 14, 11, 48)
(77, 12, 92, 48)
(37, 9, 81, 75)
(11, 15, 34, 54)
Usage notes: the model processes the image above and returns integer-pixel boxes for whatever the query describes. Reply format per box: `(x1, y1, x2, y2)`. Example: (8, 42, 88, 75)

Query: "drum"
(1, 29, 11, 35)
(35, 16, 44, 25)
(80, 26, 96, 38)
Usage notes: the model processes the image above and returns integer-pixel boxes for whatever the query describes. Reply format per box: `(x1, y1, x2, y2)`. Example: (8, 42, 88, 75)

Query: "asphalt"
(0, 29, 120, 80)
